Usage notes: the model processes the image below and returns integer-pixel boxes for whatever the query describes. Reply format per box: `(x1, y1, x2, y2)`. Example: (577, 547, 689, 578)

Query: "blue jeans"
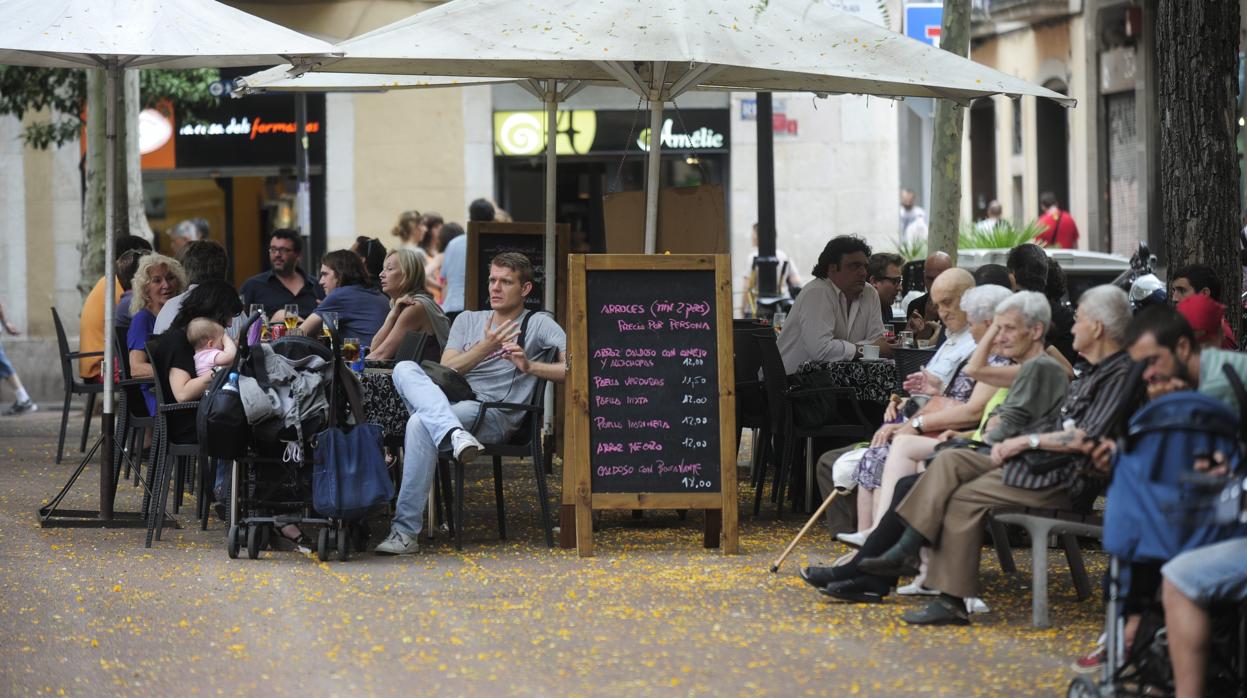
(389, 362, 510, 537)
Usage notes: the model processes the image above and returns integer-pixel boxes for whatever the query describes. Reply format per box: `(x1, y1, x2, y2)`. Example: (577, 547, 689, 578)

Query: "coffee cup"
(861, 344, 880, 360)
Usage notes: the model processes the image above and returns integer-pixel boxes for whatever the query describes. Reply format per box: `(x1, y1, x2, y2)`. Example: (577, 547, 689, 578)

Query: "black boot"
(857, 526, 925, 577)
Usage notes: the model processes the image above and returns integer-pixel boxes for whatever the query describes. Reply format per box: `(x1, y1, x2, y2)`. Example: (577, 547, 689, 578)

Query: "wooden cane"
(769, 489, 840, 573)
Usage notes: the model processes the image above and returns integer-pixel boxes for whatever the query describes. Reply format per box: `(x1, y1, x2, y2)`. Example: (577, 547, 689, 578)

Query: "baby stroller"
(200, 313, 378, 562)
(1068, 387, 1247, 697)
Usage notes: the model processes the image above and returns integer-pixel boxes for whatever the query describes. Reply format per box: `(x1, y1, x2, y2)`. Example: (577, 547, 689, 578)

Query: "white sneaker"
(2, 399, 36, 416)
(835, 530, 869, 547)
(896, 582, 939, 596)
(374, 529, 420, 555)
(450, 429, 482, 464)
(965, 597, 990, 614)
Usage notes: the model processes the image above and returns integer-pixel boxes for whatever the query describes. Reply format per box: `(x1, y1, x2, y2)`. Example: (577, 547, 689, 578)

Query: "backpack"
(1103, 390, 1247, 564)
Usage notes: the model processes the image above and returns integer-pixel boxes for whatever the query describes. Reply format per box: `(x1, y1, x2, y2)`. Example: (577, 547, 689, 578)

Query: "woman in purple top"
(299, 250, 391, 346)
(126, 254, 187, 416)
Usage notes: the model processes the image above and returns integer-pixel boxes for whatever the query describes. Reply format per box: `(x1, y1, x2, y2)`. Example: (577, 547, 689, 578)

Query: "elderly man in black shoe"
(856, 286, 1136, 625)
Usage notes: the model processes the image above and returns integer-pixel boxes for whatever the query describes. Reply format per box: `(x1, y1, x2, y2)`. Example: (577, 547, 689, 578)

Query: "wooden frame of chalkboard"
(561, 253, 738, 557)
(466, 222, 569, 317)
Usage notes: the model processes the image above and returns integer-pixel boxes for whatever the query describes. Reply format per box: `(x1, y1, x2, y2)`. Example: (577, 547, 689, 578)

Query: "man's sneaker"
(1071, 645, 1106, 674)
(896, 581, 939, 596)
(450, 429, 482, 464)
(3, 399, 37, 416)
(835, 530, 869, 548)
(374, 529, 420, 555)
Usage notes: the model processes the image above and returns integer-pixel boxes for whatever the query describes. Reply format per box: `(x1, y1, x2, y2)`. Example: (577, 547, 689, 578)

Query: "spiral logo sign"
(498, 112, 545, 156)
(493, 110, 597, 156)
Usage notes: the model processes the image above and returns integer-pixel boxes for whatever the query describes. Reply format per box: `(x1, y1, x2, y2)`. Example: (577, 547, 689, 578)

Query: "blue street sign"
(905, 3, 944, 48)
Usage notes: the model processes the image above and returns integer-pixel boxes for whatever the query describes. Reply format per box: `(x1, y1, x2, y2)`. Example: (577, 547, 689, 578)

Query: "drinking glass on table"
(320, 311, 337, 339)
(283, 303, 300, 331)
(341, 338, 361, 363)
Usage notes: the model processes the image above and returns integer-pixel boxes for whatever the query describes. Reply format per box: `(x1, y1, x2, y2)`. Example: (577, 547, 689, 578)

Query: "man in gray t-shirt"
(377, 253, 567, 556)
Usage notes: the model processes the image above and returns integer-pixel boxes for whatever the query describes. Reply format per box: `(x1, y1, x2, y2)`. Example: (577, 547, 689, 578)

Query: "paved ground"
(0, 407, 1103, 696)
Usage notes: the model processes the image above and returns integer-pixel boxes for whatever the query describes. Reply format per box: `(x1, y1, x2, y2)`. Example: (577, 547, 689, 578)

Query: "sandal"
(275, 524, 312, 553)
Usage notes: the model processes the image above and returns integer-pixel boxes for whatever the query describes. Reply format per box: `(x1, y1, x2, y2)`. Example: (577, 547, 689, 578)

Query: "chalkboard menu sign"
(585, 270, 721, 494)
(562, 254, 737, 557)
(466, 222, 569, 314)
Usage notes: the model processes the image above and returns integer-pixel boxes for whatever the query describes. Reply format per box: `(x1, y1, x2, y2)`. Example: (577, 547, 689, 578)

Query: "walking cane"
(769, 489, 840, 573)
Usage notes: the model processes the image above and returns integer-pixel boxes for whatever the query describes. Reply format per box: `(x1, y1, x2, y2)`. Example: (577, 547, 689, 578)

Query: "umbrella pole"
(543, 87, 557, 432)
(99, 60, 119, 520)
(643, 100, 663, 254)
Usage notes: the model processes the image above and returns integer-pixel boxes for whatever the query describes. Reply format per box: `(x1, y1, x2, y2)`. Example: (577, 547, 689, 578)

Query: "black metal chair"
(143, 335, 204, 547)
(732, 328, 770, 505)
(112, 332, 154, 485)
(50, 307, 105, 464)
(755, 332, 875, 517)
(438, 377, 555, 551)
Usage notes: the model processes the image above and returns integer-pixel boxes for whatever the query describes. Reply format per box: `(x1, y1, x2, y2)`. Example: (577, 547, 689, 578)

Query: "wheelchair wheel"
(317, 527, 332, 562)
(246, 525, 261, 560)
(337, 524, 350, 562)
(1066, 676, 1103, 698)
(227, 525, 241, 559)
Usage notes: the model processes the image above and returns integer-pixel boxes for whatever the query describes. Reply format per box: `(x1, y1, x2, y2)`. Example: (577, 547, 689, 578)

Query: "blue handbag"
(312, 422, 392, 519)
(312, 360, 392, 519)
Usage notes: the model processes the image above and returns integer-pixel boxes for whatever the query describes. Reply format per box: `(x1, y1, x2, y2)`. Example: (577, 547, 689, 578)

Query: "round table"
(820, 359, 900, 403)
(356, 369, 408, 440)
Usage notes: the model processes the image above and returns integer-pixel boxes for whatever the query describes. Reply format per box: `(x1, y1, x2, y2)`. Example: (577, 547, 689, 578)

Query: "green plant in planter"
(959, 219, 1048, 249)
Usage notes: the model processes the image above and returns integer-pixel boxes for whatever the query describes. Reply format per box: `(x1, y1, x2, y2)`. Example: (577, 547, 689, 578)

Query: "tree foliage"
(0, 65, 220, 149)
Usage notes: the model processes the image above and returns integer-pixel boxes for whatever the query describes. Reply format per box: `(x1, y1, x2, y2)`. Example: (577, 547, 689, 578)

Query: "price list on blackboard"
(584, 269, 721, 494)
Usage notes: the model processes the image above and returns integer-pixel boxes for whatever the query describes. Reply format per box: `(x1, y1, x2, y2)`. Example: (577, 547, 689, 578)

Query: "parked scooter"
(1111, 242, 1167, 311)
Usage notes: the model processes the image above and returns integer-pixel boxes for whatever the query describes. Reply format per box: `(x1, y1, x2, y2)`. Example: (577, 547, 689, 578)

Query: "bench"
(987, 507, 1103, 628)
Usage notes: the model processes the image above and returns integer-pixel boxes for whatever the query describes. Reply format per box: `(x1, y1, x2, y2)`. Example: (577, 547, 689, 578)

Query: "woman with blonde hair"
(368, 248, 450, 360)
(126, 253, 188, 416)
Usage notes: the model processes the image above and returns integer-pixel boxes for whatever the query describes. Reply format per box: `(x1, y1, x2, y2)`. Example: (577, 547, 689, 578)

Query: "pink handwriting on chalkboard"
(628, 441, 663, 453)
(608, 358, 654, 368)
(626, 396, 649, 405)
(624, 377, 664, 387)
(595, 465, 634, 477)
(627, 418, 671, 429)
(658, 460, 703, 476)
(668, 320, 711, 331)
(595, 396, 622, 406)
(617, 320, 647, 332)
(596, 442, 624, 454)
(594, 417, 623, 429)
(649, 300, 711, 318)
(593, 348, 621, 358)
(600, 304, 646, 314)
(594, 376, 619, 388)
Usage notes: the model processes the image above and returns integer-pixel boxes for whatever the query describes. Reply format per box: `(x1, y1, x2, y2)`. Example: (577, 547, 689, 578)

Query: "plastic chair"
(50, 307, 105, 464)
(142, 334, 204, 547)
(439, 377, 554, 550)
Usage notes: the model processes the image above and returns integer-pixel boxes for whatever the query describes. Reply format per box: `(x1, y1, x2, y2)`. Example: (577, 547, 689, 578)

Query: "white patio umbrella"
(234, 64, 512, 94)
(0, 0, 335, 524)
(294, 0, 1075, 254)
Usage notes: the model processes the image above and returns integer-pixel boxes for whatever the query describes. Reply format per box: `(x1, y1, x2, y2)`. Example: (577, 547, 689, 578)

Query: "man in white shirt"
(778, 236, 886, 373)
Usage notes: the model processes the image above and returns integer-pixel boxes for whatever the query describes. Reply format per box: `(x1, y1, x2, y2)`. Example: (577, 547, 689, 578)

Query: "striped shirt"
(1003, 350, 1136, 490)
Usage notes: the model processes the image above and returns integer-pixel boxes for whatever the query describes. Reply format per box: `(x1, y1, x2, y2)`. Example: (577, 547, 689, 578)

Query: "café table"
(355, 367, 409, 440)
(799, 358, 901, 403)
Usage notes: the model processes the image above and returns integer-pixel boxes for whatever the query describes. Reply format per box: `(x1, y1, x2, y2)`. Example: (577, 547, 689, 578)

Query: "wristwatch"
(1028, 434, 1040, 449)
(910, 416, 924, 433)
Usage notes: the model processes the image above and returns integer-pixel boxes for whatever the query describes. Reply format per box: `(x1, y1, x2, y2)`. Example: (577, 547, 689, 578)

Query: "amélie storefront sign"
(494, 108, 729, 157)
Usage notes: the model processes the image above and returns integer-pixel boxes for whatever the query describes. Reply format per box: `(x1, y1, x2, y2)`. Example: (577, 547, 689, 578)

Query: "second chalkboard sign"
(465, 222, 569, 315)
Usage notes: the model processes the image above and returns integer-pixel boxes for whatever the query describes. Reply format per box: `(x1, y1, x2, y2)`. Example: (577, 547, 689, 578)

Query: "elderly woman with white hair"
(835, 282, 1013, 545)
(837, 284, 1017, 546)
(854, 287, 1136, 626)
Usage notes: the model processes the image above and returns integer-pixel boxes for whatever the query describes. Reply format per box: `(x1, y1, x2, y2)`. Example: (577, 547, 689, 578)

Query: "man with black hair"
(468, 198, 496, 223)
(153, 240, 229, 333)
(240, 229, 323, 318)
(442, 200, 497, 313)
(1169, 263, 1236, 349)
(777, 236, 886, 373)
(79, 234, 153, 382)
(868, 252, 904, 323)
(1007, 243, 1077, 364)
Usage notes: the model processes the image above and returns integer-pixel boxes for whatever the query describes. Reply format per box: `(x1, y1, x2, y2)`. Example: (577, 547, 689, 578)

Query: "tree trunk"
(80, 70, 106, 296)
(124, 71, 152, 241)
(1157, 0, 1241, 337)
(927, 0, 970, 263)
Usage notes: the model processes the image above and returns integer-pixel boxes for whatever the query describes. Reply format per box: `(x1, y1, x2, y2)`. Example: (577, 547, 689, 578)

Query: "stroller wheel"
(227, 525, 241, 559)
(317, 527, 332, 562)
(246, 525, 262, 560)
(337, 524, 350, 562)
(1066, 676, 1102, 698)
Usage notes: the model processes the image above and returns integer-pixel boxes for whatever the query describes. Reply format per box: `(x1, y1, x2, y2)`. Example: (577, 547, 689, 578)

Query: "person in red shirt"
(1035, 191, 1080, 249)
